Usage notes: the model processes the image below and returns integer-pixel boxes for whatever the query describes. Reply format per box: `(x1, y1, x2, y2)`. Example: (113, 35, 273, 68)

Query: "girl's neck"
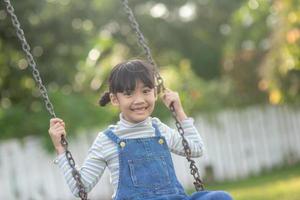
(118, 113, 151, 128)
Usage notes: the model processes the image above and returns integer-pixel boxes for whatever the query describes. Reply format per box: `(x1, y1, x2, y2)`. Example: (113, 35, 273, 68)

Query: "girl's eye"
(143, 88, 152, 94)
(123, 90, 133, 96)
(143, 89, 151, 94)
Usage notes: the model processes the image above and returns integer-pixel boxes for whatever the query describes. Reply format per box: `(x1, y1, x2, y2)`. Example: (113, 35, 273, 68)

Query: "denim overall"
(104, 123, 233, 200)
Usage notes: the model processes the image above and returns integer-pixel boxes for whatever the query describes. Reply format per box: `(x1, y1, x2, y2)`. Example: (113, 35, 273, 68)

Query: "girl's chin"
(127, 114, 150, 123)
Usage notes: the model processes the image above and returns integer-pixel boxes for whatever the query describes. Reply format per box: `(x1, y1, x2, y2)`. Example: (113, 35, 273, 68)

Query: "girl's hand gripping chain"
(161, 88, 188, 123)
(49, 118, 67, 155)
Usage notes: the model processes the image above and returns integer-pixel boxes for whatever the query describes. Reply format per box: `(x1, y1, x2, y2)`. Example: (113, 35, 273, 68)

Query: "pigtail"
(99, 92, 110, 106)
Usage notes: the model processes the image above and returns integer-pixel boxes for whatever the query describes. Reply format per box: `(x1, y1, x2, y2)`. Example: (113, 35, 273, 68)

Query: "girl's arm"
(159, 89, 204, 157)
(156, 117, 204, 157)
(49, 118, 106, 197)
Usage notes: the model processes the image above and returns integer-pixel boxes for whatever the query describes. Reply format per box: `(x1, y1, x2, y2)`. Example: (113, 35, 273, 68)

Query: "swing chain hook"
(3, 0, 88, 198)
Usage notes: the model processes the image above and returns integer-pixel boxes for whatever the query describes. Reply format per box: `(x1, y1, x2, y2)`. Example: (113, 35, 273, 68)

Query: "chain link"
(3, 0, 88, 198)
(120, 0, 165, 93)
(170, 104, 205, 191)
(120, 0, 205, 191)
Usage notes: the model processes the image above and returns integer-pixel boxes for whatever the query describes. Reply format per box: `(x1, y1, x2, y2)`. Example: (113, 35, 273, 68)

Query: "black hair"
(99, 59, 155, 106)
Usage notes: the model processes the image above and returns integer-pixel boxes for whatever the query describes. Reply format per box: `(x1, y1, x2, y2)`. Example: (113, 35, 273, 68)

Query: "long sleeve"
(155, 117, 204, 158)
(56, 134, 106, 197)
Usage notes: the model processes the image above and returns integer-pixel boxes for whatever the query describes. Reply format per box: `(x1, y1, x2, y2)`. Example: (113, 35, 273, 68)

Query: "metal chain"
(120, 0, 205, 191)
(169, 104, 205, 191)
(3, 0, 88, 199)
(120, 0, 164, 93)
(3, 0, 56, 118)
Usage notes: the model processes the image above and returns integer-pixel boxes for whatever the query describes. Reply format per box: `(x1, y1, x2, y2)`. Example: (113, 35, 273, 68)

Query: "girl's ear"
(110, 93, 119, 106)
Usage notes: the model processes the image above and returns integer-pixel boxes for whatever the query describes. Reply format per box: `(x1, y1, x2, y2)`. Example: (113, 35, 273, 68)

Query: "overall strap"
(152, 123, 162, 137)
(103, 128, 121, 144)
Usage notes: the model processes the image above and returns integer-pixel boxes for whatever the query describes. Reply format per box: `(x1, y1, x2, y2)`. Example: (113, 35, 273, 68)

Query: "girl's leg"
(189, 190, 233, 200)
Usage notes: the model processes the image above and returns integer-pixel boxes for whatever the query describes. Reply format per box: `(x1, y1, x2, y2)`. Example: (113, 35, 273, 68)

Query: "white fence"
(0, 105, 300, 199)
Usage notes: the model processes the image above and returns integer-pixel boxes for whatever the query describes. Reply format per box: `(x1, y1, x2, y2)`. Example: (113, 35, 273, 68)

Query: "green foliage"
(0, 0, 299, 141)
(0, 89, 116, 142)
(223, 0, 300, 105)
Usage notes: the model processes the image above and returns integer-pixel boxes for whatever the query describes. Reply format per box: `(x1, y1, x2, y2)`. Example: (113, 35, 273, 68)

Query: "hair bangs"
(110, 60, 155, 93)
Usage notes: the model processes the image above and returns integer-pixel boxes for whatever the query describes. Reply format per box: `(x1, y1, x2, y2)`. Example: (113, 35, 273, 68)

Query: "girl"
(49, 59, 233, 200)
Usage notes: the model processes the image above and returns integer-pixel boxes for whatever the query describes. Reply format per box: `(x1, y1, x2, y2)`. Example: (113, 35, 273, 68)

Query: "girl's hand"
(161, 89, 187, 122)
(48, 118, 66, 154)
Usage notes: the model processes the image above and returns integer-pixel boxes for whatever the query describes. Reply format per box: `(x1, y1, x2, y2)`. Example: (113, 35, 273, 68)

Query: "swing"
(3, 0, 205, 199)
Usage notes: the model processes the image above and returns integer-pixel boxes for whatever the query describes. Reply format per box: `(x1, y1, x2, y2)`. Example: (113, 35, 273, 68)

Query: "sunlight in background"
(86, 48, 101, 67)
(82, 20, 94, 31)
(21, 77, 35, 89)
(269, 89, 282, 105)
(288, 12, 298, 23)
(179, 3, 196, 22)
(28, 14, 40, 25)
(248, 0, 259, 10)
(1, 97, 11, 109)
(150, 3, 168, 18)
(88, 48, 101, 61)
(90, 77, 101, 90)
(219, 24, 232, 36)
(160, 66, 180, 89)
(18, 59, 28, 70)
(286, 28, 300, 44)
(242, 11, 254, 27)
(72, 18, 82, 29)
(258, 79, 269, 91)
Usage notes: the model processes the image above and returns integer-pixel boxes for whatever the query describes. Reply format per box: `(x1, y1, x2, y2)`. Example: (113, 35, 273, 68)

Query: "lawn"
(190, 163, 300, 200)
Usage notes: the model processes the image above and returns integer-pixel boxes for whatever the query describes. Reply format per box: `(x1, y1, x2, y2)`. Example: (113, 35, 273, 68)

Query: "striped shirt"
(56, 114, 204, 198)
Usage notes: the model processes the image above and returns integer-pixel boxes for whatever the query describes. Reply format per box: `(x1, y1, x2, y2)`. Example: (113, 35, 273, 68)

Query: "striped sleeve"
(56, 133, 106, 197)
(155, 117, 204, 158)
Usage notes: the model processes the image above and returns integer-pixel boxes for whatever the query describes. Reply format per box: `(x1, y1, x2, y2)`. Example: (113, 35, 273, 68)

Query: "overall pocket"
(128, 156, 171, 188)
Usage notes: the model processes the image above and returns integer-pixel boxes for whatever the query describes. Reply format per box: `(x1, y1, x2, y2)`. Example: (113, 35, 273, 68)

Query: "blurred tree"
(259, 0, 300, 104)
(222, 0, 300, 105)
(1, 0, 298, 141)
(115, 0, 247, 80)
(0, 0, 244, 140)
(222, 0, 272, 105)
(0, 0, 119, 140)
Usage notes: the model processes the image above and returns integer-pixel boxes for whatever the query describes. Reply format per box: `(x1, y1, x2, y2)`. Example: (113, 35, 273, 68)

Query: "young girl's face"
(110, 80, 156, 123)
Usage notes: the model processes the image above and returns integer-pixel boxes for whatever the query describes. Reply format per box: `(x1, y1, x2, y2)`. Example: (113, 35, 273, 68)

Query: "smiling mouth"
(131, 107, 148, 112)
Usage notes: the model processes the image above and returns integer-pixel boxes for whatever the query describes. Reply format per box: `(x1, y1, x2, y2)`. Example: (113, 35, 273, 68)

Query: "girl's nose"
(133, 94, 145, 104)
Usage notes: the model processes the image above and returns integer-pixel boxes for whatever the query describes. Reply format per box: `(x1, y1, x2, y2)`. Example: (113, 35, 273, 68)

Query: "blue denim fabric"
(104, 123, 233, 200)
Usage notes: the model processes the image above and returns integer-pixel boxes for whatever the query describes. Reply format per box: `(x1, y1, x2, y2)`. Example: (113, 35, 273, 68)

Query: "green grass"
(189, 163, 300, 200)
